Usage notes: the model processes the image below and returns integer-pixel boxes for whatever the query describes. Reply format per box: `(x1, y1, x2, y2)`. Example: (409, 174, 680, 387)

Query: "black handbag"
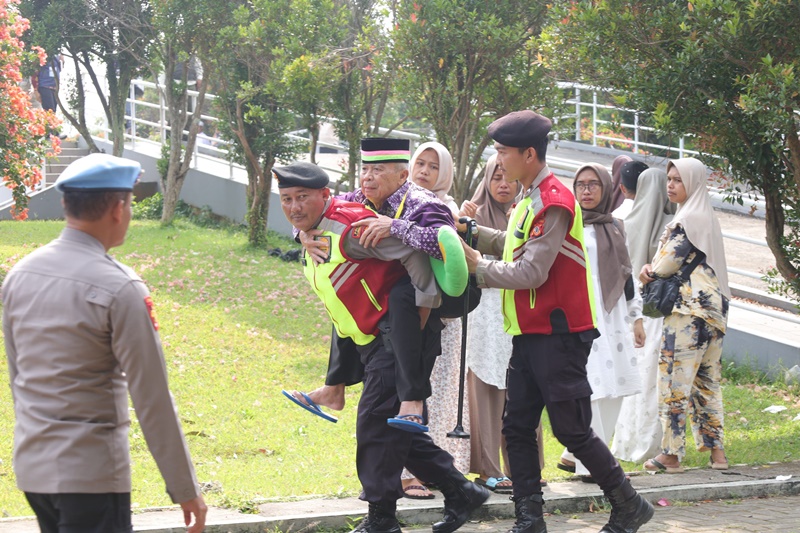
(437, 275, 482, 319)
(641, 251, 705, 318)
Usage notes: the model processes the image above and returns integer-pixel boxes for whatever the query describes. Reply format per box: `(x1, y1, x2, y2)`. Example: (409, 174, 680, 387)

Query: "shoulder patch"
(531, 215, 546, 238)
(351, 226, 364, 239)
(144, 296, 159, 330)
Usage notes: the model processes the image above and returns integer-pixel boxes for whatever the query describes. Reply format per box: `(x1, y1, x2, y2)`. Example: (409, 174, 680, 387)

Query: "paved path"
(427, 495, 800, 533)
(4, 462, 797, 532)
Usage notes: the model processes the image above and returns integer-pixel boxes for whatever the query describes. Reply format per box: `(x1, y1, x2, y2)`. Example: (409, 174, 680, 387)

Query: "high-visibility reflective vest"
(303, 199, 407, 346)
(501, 174, 598, 335)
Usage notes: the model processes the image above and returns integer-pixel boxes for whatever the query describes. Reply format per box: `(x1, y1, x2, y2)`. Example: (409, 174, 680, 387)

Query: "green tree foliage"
(281, 0, 346, 164)
(213, 0, 309, 246)
(394, 0, 557, 201)
(20, 0, 152, 156)
(147, 0, 227, 226)
(322, 0, 399, 189)
(540, 0, 800, 300)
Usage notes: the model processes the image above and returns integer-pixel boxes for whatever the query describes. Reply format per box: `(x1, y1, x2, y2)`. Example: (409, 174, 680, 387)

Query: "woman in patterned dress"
(640, 158, 730, 473)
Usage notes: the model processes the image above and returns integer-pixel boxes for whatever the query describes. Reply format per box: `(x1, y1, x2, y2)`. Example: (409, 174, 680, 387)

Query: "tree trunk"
(161, 169, 181, 224)
(160, 89, 188, 225)
(246, 155, 274, 247)
(763, 181, 797, 284)
(57, 53, 100, 153)
(309, 121, 319, 164)
(347, 141, 359, 190)
(785, 120, 800, 198)
(109, 67, 135, 157)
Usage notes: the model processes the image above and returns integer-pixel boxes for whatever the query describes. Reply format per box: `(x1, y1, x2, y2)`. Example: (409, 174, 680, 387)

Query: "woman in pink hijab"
(610, 155, 633, 212)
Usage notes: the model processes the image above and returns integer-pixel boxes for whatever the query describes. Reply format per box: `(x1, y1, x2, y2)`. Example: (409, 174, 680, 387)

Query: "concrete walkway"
(2, 461, 798, 532)
(434, 494, 800, 533)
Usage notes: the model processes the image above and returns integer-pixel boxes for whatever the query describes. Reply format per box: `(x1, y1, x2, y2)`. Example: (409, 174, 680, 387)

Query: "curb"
(1, 475, 798, 532)
(132, 475, 800, 532)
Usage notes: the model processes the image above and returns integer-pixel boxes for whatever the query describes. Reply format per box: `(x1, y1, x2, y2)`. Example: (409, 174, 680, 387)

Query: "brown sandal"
(403, 484, 435, 500)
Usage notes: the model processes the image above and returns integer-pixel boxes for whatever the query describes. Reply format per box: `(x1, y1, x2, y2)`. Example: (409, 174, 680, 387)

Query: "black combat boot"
(350, 501, 402, 533)
(506, 494, 547, 533)
(431, 468, 491, 533)
(599, 479, 654, 533)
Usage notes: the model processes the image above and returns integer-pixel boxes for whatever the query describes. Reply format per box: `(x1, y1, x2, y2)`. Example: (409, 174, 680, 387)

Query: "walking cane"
(448, 217, 478, 439)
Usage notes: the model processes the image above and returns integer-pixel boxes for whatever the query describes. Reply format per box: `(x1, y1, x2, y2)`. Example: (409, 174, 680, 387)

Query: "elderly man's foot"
(397, 400, 424, 422)
(387, 400, 428, 432)
(303, 384, 346, 411)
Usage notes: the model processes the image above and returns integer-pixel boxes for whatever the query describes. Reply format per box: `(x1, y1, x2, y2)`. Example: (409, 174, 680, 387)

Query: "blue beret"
(273, 162, 330, 189)
(55, 153, 141, 192)
(488, 110, 552, 148)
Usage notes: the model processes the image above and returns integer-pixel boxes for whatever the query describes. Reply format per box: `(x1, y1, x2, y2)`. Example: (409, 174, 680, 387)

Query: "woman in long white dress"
(558, 163, 644, 478)
(611, 169, 676, 463)
(399, 142, 471, 499)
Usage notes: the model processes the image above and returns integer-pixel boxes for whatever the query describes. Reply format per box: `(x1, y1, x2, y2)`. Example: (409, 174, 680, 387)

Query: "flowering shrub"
(0, 0, 60, 220)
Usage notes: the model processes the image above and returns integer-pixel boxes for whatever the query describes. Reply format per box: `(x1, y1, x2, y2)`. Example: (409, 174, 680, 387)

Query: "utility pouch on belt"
(378, 321, 394, 355)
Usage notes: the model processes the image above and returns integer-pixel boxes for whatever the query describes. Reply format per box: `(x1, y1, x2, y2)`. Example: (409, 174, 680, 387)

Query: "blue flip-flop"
(281, 390, 338, 423)
(386, 414, 428, 433)
(476, 476, 513, 494)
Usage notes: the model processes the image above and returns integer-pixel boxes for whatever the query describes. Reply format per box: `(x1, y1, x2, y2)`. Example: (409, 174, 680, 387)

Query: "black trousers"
(326, 277, 441, 402)
(356, 335, 454, 504)
(38, 87, 57, 112)
(503, 331, 627, 498)
(25, 492, 133, 533)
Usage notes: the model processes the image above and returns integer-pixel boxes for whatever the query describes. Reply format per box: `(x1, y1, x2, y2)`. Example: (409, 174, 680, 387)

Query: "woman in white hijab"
(611, 169, 676, 463)
(639, 158, 730, 473)
(399, 141, 469, 499)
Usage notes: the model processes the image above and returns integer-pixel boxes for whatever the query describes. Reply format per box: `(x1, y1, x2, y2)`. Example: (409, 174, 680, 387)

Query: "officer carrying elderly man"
(274, 160, 488, 533)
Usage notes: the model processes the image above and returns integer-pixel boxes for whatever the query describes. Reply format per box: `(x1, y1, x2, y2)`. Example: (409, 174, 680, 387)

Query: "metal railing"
(556, 82, 699, 158)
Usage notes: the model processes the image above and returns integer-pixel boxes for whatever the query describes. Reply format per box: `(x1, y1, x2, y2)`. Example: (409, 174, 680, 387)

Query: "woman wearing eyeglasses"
(556, 163, 644, 480)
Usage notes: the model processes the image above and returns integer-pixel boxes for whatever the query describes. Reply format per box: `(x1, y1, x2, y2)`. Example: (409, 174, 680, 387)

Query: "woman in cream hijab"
(400, 141, 469, 499)
(409, 141, 457, 210)
(640, 157, 730, 473)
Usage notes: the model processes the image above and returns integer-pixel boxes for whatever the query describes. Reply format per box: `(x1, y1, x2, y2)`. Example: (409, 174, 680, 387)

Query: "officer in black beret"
(276, 161, 488, 533)
(462, 110, 654, 533)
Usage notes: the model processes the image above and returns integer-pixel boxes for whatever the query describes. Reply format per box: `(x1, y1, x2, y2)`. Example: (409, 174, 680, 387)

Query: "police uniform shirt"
(342, 224, 440, 309)
(2, 228, 199, 502)
(473, 165, 573, 290)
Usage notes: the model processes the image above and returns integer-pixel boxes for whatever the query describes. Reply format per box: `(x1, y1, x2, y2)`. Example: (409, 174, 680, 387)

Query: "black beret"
(488, 110, 552, 148)
(620, 161, 649, 192)
(273, 162, 330, 189)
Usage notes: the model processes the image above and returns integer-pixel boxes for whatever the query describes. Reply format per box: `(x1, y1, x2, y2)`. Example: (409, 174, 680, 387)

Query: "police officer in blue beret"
(2, 154, 207, 533)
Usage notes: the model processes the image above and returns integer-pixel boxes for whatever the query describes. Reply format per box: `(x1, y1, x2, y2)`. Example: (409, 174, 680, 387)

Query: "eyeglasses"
(575, 181, 602, 192)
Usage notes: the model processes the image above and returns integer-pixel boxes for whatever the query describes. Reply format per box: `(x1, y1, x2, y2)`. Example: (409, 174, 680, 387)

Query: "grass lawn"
(1, 218, 799, 517)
